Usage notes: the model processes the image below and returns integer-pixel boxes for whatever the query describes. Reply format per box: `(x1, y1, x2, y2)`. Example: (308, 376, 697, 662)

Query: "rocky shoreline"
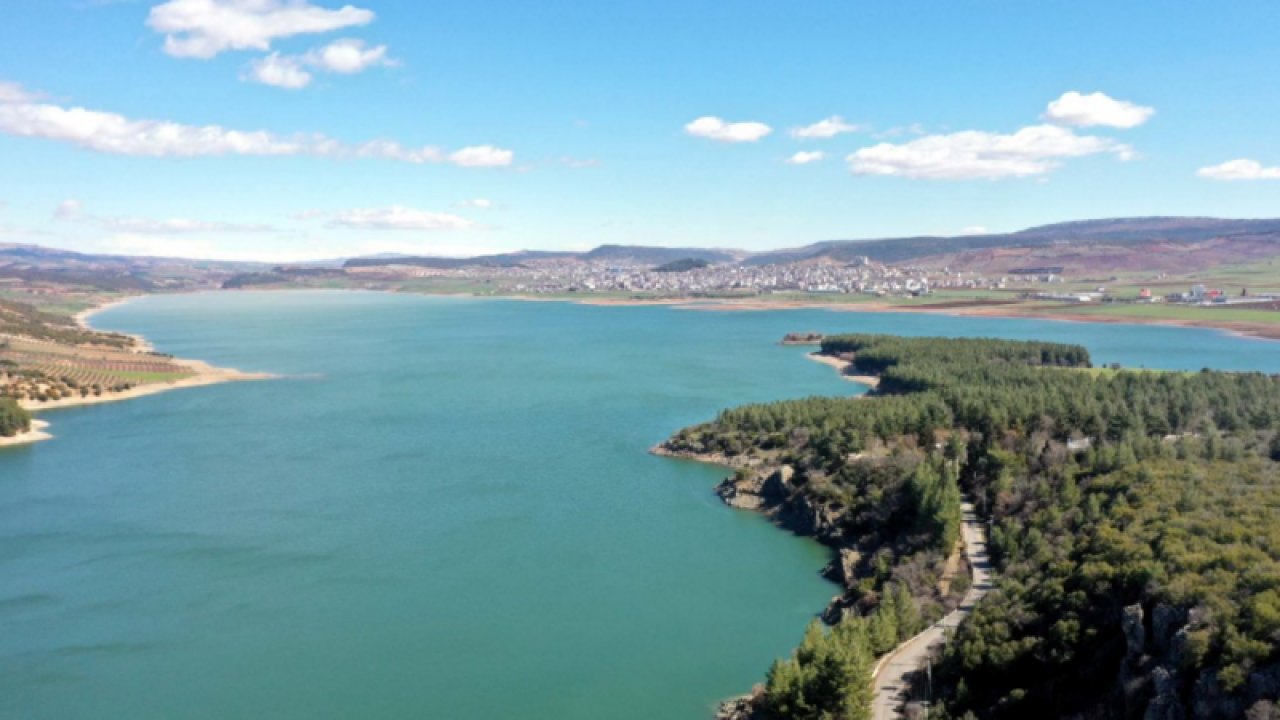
(651, 340, 967, 718)
(652, 446, 896, 719)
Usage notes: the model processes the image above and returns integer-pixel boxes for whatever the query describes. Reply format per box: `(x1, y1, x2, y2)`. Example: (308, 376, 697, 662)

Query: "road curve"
(871, 500, 993, 720)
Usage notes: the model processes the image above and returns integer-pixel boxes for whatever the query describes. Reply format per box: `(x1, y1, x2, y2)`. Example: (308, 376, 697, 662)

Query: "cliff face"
(1114, 602, 1280, 720)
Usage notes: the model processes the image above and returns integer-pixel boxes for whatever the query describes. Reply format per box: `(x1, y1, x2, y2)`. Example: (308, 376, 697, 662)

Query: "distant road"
(871, 501, 993, 720)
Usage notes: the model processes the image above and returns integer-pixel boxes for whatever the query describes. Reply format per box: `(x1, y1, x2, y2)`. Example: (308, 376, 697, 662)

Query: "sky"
(0, 0, 1279, 262)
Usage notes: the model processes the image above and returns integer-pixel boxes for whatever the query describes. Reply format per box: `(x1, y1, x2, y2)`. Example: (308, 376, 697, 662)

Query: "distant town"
(340, 256, 1279, 307)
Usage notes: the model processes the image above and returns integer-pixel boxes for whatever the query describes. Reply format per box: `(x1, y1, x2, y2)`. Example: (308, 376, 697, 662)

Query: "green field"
(1033, 301, 1280, 325)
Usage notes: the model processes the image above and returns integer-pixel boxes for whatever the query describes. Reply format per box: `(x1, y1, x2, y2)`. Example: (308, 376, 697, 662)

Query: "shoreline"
(0, 419, 52, 448)
(73, 295, 156, 352)
(197, 287, 1280, 343)
(803, 352, 881, 390)
(494, 292, 1280, 343)
(17, 297, 273, 417)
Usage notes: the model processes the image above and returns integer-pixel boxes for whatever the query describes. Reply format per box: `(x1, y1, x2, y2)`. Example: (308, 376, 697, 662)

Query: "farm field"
(0, 335, 194, 402)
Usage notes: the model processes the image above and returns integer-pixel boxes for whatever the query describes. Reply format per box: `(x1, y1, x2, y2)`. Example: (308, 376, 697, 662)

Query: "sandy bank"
(73, 296, 156, 352)
(18, 361, 272, 412)
(805, 352, 881, 390)
(0, 419, 53, 448)
(20, 299, 274, 414)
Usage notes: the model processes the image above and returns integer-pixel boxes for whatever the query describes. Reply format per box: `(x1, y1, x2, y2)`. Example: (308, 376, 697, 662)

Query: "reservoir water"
(2, 291, 1277, 719)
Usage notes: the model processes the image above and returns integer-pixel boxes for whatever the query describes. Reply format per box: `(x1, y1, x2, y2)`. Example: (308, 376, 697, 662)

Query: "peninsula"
(657, 334, 1280, 718)
(0, 296, 268, 446)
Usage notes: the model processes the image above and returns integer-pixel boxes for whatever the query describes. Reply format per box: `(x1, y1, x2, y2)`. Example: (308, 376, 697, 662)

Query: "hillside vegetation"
(0, 397, 31, 437)
(662, 334, 1280, 719)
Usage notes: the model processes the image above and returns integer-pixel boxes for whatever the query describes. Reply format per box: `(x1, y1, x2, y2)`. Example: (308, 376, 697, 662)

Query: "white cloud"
(0, 101, 306, 156)
(147, 0, 375, 59)
(0, 84, 513, 167)
(1197, 158, 1280, 181)
(325, 206, 475, 231)
(448, 145, 514, 168)
(684, 116, 772, 143)
(246, 52, 313, 89)
(789, 116, 864, 139)
(1044, 91, 1154, 129)
(460, 198, 492, 208)
(244, 39, 394, 89)
(959, 226, 989, 236)
(847, 124, 1132, 180)
(785, 151, 825, 165)
(305, 38, 391, 74)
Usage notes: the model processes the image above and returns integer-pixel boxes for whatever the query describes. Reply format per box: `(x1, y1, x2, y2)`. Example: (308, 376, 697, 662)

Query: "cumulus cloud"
(306, 38, 391, 73)
(847, 124, 1132, 180)
(147, 0, 375, 59)
(789, 116, 864, 139)
(448, 145, 514, 168)
(959, 226, 989, 236)
(324, 206, 475, 231)
(684, 116, 772, 143)
(1044, 91, 1154, 129)
(0, 82, 513, 167)
(244, 39, 394, 89)
(785, 151, 825, 165)
(1197, 158, 1280, 181)
(246, 52, 313, 89)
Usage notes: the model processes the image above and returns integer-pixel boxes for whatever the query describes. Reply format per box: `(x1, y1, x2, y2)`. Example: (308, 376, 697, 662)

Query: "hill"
(0, 243, 262, 292)
(342, 244, 744, 270)
(746, 217, 1280, 272)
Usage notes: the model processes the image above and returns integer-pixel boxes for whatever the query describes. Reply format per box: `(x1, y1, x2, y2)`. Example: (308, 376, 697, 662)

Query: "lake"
(2, 291, 1276, 719)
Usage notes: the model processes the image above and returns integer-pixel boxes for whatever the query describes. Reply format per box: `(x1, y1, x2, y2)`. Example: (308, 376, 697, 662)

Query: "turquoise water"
(1, 291, 1276, 719)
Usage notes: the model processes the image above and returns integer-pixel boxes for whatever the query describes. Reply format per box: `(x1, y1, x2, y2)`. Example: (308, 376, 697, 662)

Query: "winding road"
(871, 500, 993, 719)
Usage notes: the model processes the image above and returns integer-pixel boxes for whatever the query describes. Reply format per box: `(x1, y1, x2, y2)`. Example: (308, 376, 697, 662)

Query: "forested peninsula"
(659, 334, 1280, 719)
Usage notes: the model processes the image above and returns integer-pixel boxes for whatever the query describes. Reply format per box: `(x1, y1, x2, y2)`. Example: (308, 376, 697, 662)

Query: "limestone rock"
(1124, 604, 1146, 661)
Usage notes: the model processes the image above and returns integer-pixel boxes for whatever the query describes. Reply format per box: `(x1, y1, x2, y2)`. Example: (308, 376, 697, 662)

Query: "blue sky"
(1, 0, 1278, 261)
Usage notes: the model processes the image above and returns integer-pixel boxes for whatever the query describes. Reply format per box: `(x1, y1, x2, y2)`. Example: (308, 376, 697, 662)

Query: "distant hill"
(581, 245, 743, 265)
(745, 217, 1280, 272)
(7, 217, 1280, 281)
(0, 243, 263, 291)
(343, 250, 578, 270)
(342, 244, 743, 270)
